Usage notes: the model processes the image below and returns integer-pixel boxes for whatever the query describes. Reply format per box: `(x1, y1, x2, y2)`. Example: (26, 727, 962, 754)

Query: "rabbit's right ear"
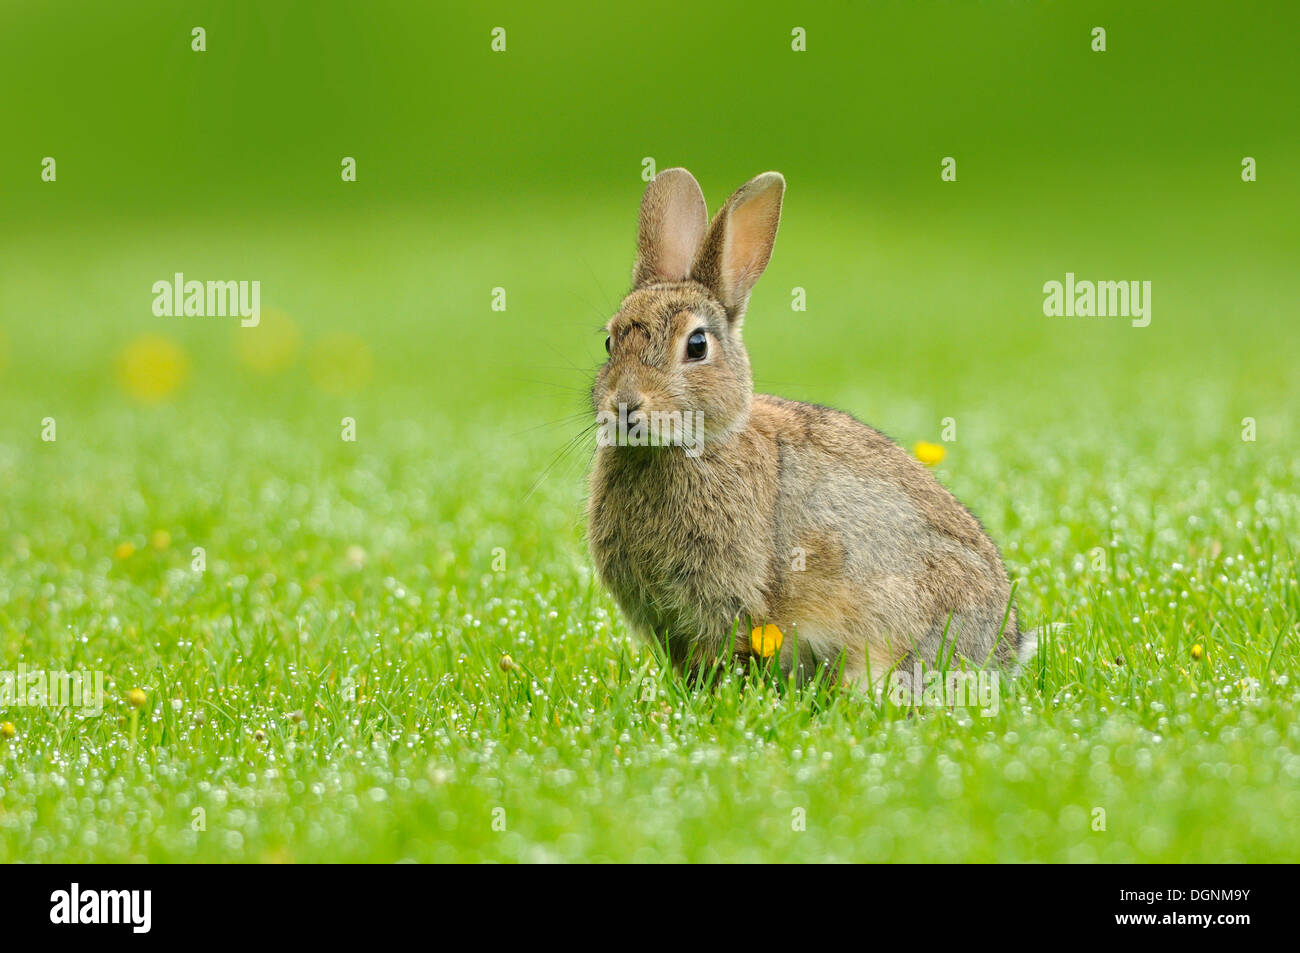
(691, 172, 784, 324)
(632, 168, 708, 287)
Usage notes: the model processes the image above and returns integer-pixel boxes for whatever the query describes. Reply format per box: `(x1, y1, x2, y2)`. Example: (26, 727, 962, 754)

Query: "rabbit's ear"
(632, 168, 709, 286)
(692, 172, 784, 322)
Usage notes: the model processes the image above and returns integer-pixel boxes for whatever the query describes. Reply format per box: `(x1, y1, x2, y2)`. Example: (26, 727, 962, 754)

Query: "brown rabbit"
(587, 168, 1032, 687)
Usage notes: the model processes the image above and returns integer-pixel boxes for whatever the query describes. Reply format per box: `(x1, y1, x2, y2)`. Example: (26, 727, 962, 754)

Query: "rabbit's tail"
(1011, 622, 1066, 676)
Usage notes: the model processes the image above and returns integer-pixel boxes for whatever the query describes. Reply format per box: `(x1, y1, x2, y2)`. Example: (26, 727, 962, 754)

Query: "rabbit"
(587, 168, 1033, 689)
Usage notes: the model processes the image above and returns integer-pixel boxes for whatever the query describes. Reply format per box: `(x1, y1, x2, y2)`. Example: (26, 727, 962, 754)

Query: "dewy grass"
(0, 394, 1296, 862)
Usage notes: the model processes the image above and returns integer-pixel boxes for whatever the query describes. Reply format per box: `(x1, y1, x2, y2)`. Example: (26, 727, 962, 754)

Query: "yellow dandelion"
(234, 307, 301, 374)
(150, 529, 171, 550)
(0, 722, 15, 739)
(750, 624, 783, 658)
(914, 441, 946, 466)
(117, 334, 189, 403)
(309, 332, 374, 396)
(499, 654, 517, 672)
(1191, 643, 1205, 661)
(126, 688, 147, 708)
(253, 729, 266, 742)
(114, 541, 136, 560)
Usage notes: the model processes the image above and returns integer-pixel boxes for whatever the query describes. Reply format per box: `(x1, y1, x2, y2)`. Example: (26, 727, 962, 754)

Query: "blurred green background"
(1, 2, 1299, 862)
(2, 1, 1297, 431)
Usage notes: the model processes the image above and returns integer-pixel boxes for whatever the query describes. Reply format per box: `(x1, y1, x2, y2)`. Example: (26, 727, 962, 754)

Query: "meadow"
(2, 173, 1298, 862)
(1, 1, 1297, 862)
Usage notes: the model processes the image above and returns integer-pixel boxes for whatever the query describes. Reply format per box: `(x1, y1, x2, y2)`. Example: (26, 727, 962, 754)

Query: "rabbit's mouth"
(595, 403, 707, 458)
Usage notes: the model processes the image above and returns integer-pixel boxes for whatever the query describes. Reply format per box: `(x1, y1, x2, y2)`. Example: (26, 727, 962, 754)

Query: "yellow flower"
(114, 541, 136, 560)
(914, 441, 946, 466)
(0, 722, 15, 739)
(126, 688, 147, 708)
(750, 624, 783, 658)
(1191, 643, 1205, 661)
(117, 334, 189, 403)
(150, 529, 171, 550)
(234, 307, 301, 374)
(499, 654, 518, 672)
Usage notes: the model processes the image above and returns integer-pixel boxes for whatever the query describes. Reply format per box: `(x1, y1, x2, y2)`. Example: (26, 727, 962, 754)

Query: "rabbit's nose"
(613, 396, 649, 430)
(612, 389, 643, 416)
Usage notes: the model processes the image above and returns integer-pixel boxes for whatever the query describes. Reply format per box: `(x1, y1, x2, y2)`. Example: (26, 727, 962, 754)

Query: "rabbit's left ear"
(692, 172, 784, 322)
(633, 168, 709, 286)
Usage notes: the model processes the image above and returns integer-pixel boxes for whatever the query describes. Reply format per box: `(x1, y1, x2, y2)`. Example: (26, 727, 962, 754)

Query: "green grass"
(2, 181, 1298, 862)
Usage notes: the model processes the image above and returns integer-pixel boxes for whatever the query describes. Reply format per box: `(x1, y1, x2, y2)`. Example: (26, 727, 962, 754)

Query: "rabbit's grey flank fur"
(587, 168, 1027, 687)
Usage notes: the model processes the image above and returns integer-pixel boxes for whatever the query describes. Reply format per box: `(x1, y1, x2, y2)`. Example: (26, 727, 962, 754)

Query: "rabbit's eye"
(605, 336, 611, 354)
(685, 331, 707, 361)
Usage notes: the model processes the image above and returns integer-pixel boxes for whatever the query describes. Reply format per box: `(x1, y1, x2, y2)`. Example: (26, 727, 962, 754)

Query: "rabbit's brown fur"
(587, 169, 1020, 686)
